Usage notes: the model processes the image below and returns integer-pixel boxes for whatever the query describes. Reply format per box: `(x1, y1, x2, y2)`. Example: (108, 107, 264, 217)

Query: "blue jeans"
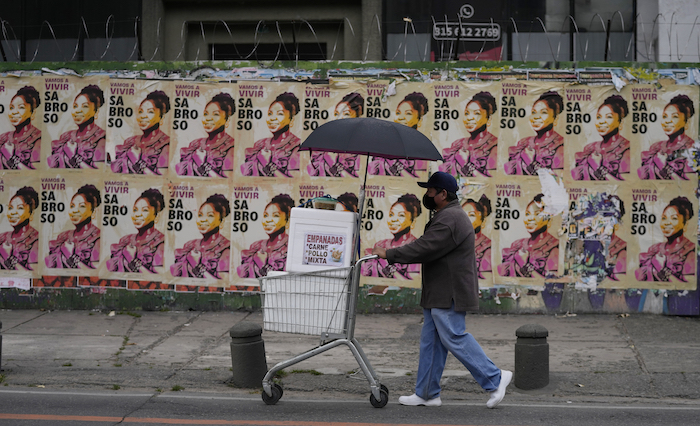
(415, 305, 501, 400)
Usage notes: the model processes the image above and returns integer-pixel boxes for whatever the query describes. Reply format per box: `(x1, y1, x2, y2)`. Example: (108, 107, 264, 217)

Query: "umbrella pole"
(352, 155, 371, 264)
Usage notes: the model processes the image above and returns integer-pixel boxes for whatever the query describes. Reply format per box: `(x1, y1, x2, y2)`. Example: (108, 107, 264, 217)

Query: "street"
(1, 388, 699, 426)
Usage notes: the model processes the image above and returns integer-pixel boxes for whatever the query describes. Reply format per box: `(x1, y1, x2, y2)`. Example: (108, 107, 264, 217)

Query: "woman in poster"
(505, 91, 564, 175)
(635, 196, 695, 282)
(572, 95, 630, 181)
(0, 186, 39, 270)
(638, 95, 695, 180)
(171, 194, 231, 279)
(497, 194, 559, 278)
(463, 194, 492, 278)
(237, 194, 294, 278)
(106, 188, 165, 274)
(368, 92, 429, 177)
(241, 93, 301, 177)
(45, 185, 101, 269)
(47, 85, 106, 169)
(0, 86, 41, 170)
(175, 92, 236, 177)
(110, 90, 171, 175)
(308, 92, 363, 177)
(440, 92, 498, 178)
(362, 194, 422, 279)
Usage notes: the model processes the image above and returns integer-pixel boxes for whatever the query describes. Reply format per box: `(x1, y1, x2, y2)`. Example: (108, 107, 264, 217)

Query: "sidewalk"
(0, 309, 699, 404)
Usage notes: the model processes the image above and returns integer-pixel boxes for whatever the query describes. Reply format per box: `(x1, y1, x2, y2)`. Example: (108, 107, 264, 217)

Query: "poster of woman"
(439, 90, 500, 179)
(492, 179, 563, 287)
(234, 82, 304, 180)
(171, 83, 237, 179)
(41, 176, 102, 276)
(303, 82, 367, 179)
(459, 183, 496, 287)
(165, 180, 231, 287)
(98, 179, 167, 282)
(0, 79, 42, 171)
(629, 181, 697, 290)
(0, 178, 41, 278)
(359, 180, 426, 288)
(571, 94, 631, 181)
(106, 80, 173, 176)
(43, 76, 108, 171)
(230, 183, 294, 286)
(366, 81, 432, 179)
(501, 82, 567, 177)
(614, 84, 699, 182)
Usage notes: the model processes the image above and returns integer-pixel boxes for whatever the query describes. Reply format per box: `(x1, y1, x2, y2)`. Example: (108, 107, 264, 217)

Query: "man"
(372, 171, 512, 408)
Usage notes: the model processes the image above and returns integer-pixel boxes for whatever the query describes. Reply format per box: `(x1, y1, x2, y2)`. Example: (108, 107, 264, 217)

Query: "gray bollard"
(514, 324, 549, 390)
(0, 320, 3, 371)
(229, 322, 268, 388)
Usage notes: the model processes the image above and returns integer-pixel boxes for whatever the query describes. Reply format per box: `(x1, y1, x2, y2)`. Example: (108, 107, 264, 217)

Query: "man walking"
(372, 171, 512, 408)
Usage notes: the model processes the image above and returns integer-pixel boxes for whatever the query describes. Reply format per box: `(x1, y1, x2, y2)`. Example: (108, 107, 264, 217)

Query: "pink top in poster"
(572, 132, 630, 180)
(439, 131, 498, 178)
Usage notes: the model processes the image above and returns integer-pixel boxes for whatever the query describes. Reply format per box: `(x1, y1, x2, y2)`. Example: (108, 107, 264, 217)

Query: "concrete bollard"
(229, 322, 268, 388)
(514, 324, 549, 390)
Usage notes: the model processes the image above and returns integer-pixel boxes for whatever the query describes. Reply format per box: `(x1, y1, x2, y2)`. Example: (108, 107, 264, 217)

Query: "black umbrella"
(299, 117, 443, 263)
(299, 117, 442, 161)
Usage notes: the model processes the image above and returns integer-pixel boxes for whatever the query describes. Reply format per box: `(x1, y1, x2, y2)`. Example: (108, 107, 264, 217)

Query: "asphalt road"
(1, 388, 699, 426)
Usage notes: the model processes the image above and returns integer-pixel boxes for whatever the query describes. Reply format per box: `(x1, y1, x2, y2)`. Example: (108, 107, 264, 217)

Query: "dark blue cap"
(418, 171, 459, 193)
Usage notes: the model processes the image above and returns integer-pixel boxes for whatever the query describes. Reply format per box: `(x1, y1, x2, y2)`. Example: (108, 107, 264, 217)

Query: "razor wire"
(2, 12, 700, 64)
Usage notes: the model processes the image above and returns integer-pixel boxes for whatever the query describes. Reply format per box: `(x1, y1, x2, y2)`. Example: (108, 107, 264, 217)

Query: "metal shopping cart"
(259, 254, 388, 408)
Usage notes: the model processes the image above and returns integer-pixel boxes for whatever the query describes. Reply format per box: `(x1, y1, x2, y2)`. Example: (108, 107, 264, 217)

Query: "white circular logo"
(459, 4, 475, 19)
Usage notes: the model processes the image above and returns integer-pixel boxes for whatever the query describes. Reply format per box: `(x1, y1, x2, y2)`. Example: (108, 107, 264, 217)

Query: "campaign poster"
(364, 80, 432, 180)
(491, 178, 564, 288)
(628, 181, 697, 290)
(498, 81, 567, 179)
(457, 178, 496, 288)
(301, 80, 368, 181)
(233, 82, 304, 181)
(433, 81, 502, 180)
(105, 79, 174, 177)
(359, 180, 427, 289)
(39, 174, 103, 277)
(169, 82, 237, 179)
(42, 76, 108, 172)
(623, 84, 700, 182)
(230, 182, 295, 287)
(0, 77, 43, 172)
(98, 178, 167, 282)
(164, 179, 232, 287)
(0, 176, 41, 278)
(565, 85, 630, 183)
(562, 183, 632, 290)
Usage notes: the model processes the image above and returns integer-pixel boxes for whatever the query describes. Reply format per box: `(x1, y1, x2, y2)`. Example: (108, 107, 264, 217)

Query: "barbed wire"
(2, 13, 700, 64)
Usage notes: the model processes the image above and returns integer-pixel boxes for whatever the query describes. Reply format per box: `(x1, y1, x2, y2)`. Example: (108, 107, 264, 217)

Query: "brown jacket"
(386, 200, 479, 312)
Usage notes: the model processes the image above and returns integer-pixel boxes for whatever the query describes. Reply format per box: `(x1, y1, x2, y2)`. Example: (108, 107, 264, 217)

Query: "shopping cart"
(259, 254, 388, 408)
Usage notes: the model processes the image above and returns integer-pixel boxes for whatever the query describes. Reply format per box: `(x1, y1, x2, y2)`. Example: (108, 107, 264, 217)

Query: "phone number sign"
(433, 22, 501, 42)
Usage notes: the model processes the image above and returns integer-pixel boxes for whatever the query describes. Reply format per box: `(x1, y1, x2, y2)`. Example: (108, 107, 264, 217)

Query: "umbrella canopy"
(299, 117, 443, 161)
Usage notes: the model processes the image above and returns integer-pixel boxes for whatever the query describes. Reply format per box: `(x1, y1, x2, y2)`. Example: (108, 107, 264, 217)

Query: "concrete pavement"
(0, 309, 699, 405)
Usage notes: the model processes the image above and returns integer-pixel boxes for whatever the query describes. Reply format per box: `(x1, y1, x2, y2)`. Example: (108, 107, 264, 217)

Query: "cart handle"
(355, 254, 378, 267)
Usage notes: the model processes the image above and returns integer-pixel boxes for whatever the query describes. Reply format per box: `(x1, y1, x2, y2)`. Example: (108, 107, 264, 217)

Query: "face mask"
(422, 193, 437, 210)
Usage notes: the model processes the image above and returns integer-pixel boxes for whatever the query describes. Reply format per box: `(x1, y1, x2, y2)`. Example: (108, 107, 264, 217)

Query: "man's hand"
(372, 247, 387, 259)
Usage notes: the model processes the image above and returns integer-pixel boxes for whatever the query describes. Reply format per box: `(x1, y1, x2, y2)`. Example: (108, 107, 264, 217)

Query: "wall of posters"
(0, 75, 697, 294)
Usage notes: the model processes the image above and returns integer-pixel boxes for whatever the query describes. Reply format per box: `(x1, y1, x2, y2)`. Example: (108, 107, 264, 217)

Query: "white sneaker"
(486, 370, 512, 408)
(398, 393, 442, 407)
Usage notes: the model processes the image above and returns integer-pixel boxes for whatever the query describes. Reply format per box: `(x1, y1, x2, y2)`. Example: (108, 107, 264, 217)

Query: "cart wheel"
(369, 384, 389, 408)
(262, 384, 283, 405)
